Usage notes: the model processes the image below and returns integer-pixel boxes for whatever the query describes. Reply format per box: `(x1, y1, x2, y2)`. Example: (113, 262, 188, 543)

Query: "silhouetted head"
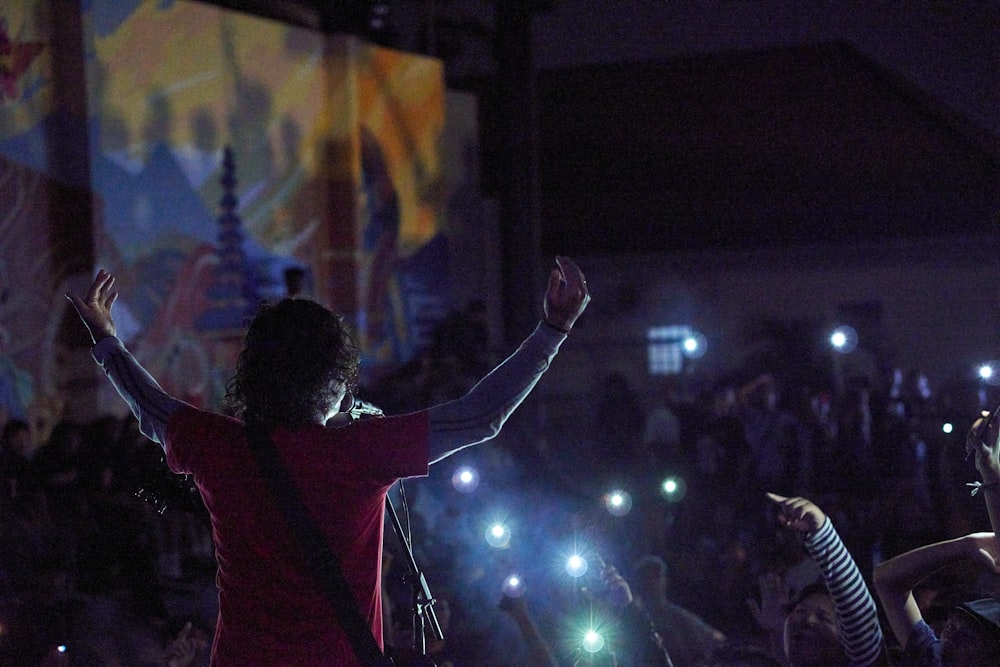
(631, 554, 669, 603)
(1, 419, 30, 457)
(225, 298, 360, 429)
(740, 374, 778, 412)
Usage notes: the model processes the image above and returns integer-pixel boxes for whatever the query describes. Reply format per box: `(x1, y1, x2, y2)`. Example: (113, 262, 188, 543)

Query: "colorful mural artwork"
(0, 17, 45, 103)
(0, 1, 54, 430)
(0, 0, 457, 416)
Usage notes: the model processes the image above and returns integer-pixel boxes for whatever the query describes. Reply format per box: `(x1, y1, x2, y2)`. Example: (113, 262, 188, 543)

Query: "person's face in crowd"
(713, 387, 737, 417)
(783, 591, 842, 667)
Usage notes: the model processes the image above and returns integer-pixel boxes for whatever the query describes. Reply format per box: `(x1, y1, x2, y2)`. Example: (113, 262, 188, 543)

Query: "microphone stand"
(386, 483, 442, 661)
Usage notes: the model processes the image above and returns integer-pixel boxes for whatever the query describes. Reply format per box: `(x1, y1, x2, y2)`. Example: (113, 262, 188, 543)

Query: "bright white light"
(451, 466, 480, 493)
(681, 332, 707, 359)
(566, 554, 588, 578)
(582, 629, 605, 653)
(942, 422, 953, 434)
(485, 522, 511, 548)
(502, 574, 525, 598)
(978, 362, 1000, 386)
(604, 490, 633, 517)
(829, 325, 858, 354)
(661, 476, 687, 502)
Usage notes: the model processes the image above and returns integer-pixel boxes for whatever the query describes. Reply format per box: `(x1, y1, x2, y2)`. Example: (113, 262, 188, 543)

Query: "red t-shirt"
(165, 406, 429, 666)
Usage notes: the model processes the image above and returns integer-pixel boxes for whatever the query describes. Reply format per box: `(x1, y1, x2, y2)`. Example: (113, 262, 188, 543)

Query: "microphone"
(343, 392, 384, 419)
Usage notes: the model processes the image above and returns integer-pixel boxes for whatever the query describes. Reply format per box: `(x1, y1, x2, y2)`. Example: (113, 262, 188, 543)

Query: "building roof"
(534, 41, 1000, 254)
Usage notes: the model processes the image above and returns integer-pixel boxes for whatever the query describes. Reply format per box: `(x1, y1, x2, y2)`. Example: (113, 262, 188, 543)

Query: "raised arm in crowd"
(766, 493, 885, 667)
(872, 405, 1000, 667)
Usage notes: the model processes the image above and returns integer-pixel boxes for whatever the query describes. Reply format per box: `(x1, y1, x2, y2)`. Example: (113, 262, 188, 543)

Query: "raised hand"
(968, 405, 1000, 484)
(543, 256, 590, 333)
(767, 492, 827, 533)
(747, 571, 790, 634)
(597, 557, 634, 609)
(67, 269, 118, 343)
(165, 621, 205, 667)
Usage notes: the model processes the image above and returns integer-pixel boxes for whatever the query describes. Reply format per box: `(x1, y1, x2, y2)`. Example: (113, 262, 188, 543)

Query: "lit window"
(647, 325, 691, 375)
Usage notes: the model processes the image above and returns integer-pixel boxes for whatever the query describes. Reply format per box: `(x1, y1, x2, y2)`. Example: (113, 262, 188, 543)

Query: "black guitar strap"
(244, 416, 394, 667)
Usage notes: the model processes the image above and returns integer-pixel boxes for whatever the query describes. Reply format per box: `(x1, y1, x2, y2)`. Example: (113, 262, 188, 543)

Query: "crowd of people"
(2, 258, 1000, 665)
(0, 411, 216, 665)
(371, 355, 1000, 666)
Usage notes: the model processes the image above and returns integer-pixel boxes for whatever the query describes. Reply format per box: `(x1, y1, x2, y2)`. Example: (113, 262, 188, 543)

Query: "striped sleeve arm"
(802, 518, 884, 667)
(425, 322, 565, 464)
(92, 336, 190, 449)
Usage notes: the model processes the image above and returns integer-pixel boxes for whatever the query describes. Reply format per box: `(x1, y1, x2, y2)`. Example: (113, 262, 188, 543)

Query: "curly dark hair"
(225, 298, 360, 429)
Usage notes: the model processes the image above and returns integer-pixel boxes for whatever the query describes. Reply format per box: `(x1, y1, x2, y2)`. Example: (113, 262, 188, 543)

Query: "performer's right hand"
(68, 268, 119, 343)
